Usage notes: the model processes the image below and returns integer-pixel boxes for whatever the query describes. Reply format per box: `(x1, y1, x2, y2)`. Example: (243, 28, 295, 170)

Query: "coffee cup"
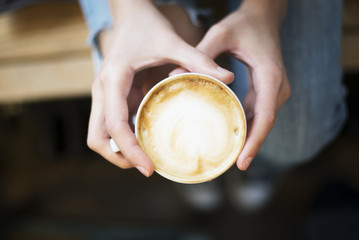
(112, 73, 246, 183)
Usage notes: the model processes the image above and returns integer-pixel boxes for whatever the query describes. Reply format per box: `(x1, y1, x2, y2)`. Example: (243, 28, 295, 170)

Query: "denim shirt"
(78, 0, 112, 52)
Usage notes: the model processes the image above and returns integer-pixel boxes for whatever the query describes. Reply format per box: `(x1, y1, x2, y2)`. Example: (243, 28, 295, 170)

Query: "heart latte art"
(136, 73, 246, 183)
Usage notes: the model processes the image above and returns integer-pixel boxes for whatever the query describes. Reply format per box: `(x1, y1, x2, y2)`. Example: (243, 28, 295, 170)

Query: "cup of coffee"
(135, 73, 246, 184)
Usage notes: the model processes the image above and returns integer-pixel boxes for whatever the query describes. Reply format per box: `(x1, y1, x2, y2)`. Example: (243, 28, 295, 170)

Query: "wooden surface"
(0, 3, 94, 103)
(0, 55, 93, 102)
(342, 0, 359, 72)
(0, 1, 358, 104)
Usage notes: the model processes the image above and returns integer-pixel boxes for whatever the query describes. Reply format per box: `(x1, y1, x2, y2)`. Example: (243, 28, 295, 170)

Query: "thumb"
(169, 67, 189, 76)
(172, 42, 234, 84)
(196, 26, 227, 60)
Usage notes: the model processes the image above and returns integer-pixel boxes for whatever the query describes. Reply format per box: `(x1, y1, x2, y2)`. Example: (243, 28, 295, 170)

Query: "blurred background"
(0, 1, 358, 239)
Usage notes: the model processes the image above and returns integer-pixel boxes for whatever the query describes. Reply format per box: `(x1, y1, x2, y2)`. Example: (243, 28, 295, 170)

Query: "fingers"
(100, 68, 154, 177)
(237, 66, 286, 171)
(171, 41, 234, 84)
(168, 25, 234, 84)
(237, 109, 276, 171)
(196, 24, 229, 59)
(87, 80, 133, 169)
(169, 67, 189, 76)
(89, 38, 232, 177)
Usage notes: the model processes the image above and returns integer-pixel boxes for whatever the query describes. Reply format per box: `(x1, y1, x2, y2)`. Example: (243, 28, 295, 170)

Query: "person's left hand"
(171, 1, 291, 170)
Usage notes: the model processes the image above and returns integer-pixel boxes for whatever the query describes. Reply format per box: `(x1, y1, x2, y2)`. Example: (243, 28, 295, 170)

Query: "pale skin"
(87, 0, 290, 177)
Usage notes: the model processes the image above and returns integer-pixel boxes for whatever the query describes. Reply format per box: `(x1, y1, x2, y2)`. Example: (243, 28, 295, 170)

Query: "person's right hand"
(86, 0, 234, 177)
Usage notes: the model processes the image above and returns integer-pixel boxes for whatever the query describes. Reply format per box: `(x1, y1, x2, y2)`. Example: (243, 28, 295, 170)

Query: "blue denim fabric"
(257, 0, 347, 167)
(78, 0, 112, 70)
(227, 0, 347, 168)
(79, 0, 347, 168)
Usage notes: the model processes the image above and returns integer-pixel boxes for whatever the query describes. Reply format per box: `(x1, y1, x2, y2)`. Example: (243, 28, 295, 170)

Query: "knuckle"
(97, 62, 123, 86)
(124, 142, 142, 163)
(259, 60, 284, 81)
(261, 63, 291, 103)
(112, 157, 133, 169)
(257, 110, 276, 128)
(118, 162, 133, 169)
(265, 111, 276, 127)
(105, 119, 120, 135)
(98, 68, 112, 86)
(122, 147, 138, 163)
(196, 53, 212, 65)
(208, 24, 229, 40)
(120, 160, 133, 169)
(266, 64, 284, 82)
(87, 134, 99, 151)
(124, 151, 137, 163)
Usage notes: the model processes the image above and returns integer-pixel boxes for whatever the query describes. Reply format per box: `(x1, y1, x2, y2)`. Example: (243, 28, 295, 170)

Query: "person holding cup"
(79, 0, 347, 211)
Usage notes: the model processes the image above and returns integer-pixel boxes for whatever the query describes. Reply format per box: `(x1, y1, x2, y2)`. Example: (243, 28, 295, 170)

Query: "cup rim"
(135, 73, 247, 184)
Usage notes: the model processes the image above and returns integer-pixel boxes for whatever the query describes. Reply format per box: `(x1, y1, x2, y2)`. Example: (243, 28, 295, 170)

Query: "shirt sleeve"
(78, 0, 113, 49)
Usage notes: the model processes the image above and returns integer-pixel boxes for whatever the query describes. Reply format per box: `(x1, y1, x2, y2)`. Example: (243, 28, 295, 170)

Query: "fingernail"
(136, 166, 150, 177)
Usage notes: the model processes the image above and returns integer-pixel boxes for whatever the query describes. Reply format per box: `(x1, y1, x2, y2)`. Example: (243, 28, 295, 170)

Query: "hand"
(87, 0, 234, 177)
(173, 0, 290, 170)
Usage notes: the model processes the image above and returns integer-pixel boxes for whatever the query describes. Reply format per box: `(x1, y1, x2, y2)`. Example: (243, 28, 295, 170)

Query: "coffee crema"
(136, 73, 246, 183)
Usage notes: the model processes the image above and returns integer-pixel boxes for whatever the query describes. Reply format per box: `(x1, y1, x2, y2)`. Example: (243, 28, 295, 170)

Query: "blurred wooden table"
(0, 3, 94, 103)
(342, 0, 359, 72)
(0, 1, 358, 104)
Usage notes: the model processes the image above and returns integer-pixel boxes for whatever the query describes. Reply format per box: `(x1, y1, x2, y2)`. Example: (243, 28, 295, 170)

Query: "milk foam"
(137, 75, 246, 183)
(153, 91, 230, 171)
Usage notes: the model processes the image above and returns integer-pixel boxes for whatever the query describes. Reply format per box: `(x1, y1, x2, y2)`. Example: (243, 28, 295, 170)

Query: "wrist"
(101, 0, 156, 56)
(238, 0, 287, 27)
(109, 0, 155, 23)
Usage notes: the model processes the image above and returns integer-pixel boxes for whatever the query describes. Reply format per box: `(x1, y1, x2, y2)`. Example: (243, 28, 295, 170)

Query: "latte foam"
(136, 74, 246, 183)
